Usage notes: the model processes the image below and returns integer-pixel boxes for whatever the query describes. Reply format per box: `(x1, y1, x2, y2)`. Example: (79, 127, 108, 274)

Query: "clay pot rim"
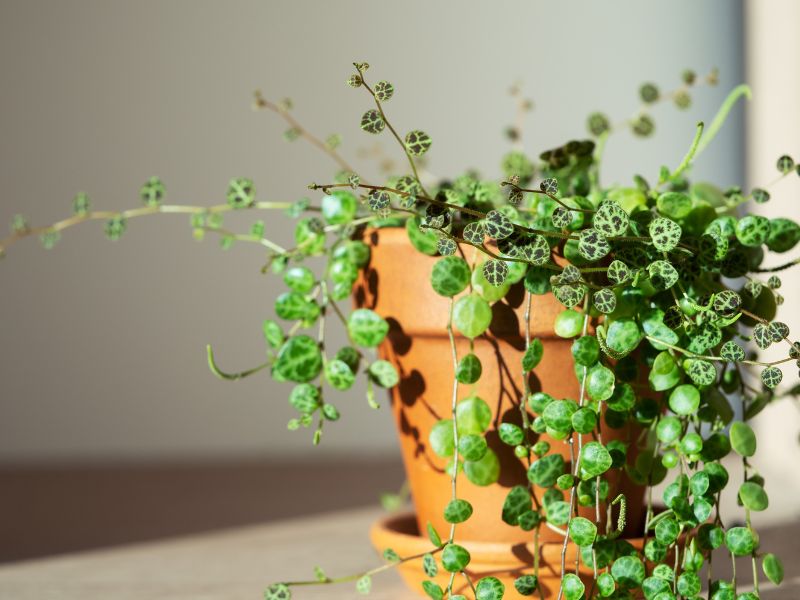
(370, 511, 645, 566)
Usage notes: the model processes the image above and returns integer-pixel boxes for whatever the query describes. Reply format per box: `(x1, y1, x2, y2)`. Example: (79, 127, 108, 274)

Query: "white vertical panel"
(744, 0, 800, 525)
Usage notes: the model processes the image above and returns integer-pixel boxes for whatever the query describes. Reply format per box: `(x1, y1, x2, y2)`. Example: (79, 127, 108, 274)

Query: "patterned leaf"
(551, 206, 573, 228)
(752, 187, 770, 204)
(507, 188, 523, 205)
(649, 217, 682, 252)
(769, 321, 789, 342)
(607, 260, 631, 285)
(698, 232, 728, 264)
(712, 290, 742, 317)
(685, 359, 716, 386)
(647, 260, 679, 290)
(485, 210, 514, 240)
(761, 366, 783, 389)
(553, 283, 587, 308)
(559, 264, 581, 283)
(578, 228, 611, 261)
(437, 238, 457, 256)
(483, 260, 509, 287)
(405, 130, 432, 156)
(593, 288, 617, 314)
(462, 220, 486, 245)
(744, 279, 763, 299)
(360, 109, 385, 134)
(753, 323, 772, 349)
(594, 199, 629, 237)
(720, 340, 746, 361)
(367, 189, 390, 211)
(374, 80, 394, 101)
(540, 178, 558, 195)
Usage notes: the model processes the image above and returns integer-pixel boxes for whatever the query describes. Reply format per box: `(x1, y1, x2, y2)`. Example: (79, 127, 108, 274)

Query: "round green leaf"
(288, 384, 320, 414)
(649, 351, 681, 391)
(522, 339, 544, 372)
(456, 353, 482, 384)
(568, 516, 597, 546)
(464, 447, 500, 486)
(368, 360, 398, 387)
(321, 191, 357, 224)
(406, 216, 438, 255)
(597, 572, 615, 597)
(283, 266, 315, 293)
(430, 256, 471, 297)
(725, 526, 756, 556)
(502, 485, 532, 525)
(514, 575, 538, 596)
(476, 577, 505, 600)
(605, 319, 642, 355)
(572, 336, 600, 366)
(571, 407, 598, 434)
(458, 433, 487, 462)
(429, 420, 454, 458)
(562, 573, 585, 600)
(735, 215, 771, 247)
(441, 543, 470, 572)
(580, 441, 612, 480)
(655, 517, 680, 545)
(272, 335, 323, 383)
(669, 384, 700, 415)
(443, 499, 473, 524)
(611, 555, 646, 588)
(657, 191, 692, 219)
(325, 359, 355, 390)
(738, 481, 769, 511)
(499, 422, 524, 446)
(347, 309, 389, 347)
(587, 364, 616, 401)
(554, 309, 584, 338)
(543, 399, 578, 433)
(730, 421, 756, 457)
(528, 453, 565, 488)
(456, 396, 491, 434)
(762, 553, 784, 585)
(453, 294, 492, 339)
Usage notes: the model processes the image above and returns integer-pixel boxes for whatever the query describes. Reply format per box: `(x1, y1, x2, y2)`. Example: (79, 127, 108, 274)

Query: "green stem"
(668, 121, 704, 181)
(206, 344, 270, 381)
(695, 84, 752, 157)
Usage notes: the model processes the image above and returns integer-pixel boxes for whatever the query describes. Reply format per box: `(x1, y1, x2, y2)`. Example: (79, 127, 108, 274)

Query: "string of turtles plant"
(3, 62, 799, 600)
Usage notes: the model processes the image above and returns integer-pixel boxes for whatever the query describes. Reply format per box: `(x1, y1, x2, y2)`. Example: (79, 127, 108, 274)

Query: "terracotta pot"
(353, 227, 646, 590)
(370, 511, 645, 600)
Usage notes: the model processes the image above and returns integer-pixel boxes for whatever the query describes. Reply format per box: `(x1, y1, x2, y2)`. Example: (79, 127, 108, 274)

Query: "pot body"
(354, 227, 645, 547)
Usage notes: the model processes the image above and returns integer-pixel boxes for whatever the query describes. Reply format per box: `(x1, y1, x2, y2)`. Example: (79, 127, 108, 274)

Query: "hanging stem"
(206, 344, 270, 381)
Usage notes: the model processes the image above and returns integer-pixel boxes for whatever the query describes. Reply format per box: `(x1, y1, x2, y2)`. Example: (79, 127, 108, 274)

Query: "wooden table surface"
(0, 507, 797, 599)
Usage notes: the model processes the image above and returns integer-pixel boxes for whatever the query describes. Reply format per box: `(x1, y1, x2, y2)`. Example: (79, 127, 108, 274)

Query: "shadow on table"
(0, 458, 405, 563)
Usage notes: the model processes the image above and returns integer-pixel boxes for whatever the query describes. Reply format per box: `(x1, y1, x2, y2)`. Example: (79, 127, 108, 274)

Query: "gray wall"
(0, 0, 743, 463)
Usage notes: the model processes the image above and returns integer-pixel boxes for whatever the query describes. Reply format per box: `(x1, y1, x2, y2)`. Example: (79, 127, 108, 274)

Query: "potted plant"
(2, 62, 797, 600)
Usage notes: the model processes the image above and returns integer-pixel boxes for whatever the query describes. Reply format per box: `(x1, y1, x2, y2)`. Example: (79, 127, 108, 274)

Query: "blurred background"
(1, 0, 798, 563)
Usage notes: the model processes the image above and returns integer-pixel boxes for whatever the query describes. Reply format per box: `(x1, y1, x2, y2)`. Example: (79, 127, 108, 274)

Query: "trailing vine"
(4, 62, 799, 600)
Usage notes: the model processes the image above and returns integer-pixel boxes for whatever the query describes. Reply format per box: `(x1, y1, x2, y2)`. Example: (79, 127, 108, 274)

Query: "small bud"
(682, 69, 697, 85)
(10, 214, 29, 234)
(639, 82, 660, 104)
(140, 176, 165, 207)
(674, 90, 691, 110)
(72, 192, 91, 215)
(587, 112, 610, 136)
(777, 154, 795, 174)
